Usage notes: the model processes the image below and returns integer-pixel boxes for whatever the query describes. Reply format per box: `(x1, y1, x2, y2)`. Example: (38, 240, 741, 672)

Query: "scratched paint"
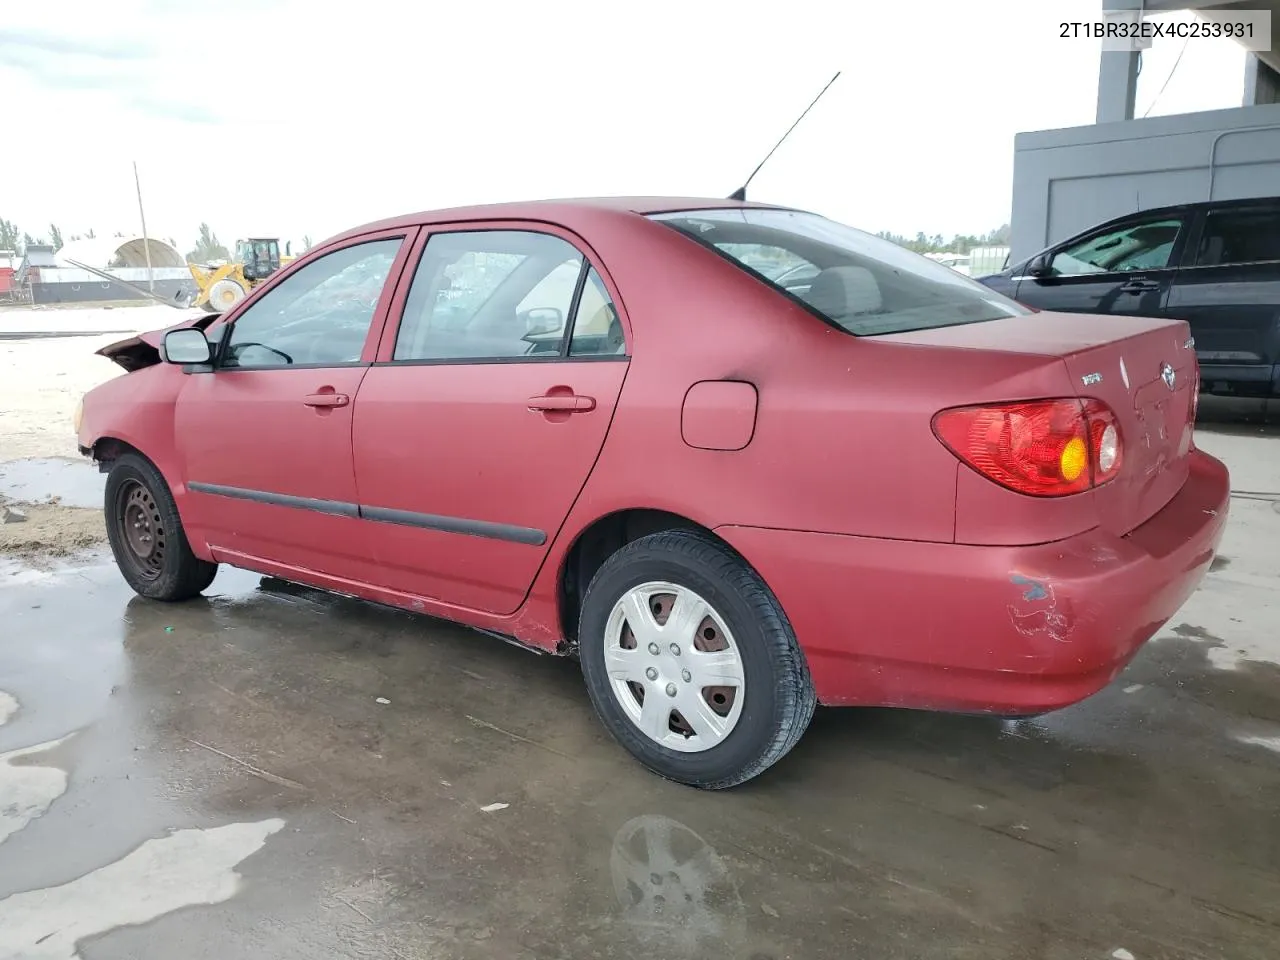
(1009, 575, 1048, 602)
(0, 818, 285, 960)
(1007, 574, 1072, 643)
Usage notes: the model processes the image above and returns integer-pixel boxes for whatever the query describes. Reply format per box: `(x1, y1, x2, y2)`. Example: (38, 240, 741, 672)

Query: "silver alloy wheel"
(603, 581, 746, 753)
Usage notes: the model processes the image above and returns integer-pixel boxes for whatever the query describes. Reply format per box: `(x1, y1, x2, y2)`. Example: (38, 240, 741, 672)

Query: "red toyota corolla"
(77, 198, 1230, 788)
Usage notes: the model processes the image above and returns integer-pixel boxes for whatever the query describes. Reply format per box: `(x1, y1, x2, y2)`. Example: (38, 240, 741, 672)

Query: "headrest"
(804, 265, 882, 318)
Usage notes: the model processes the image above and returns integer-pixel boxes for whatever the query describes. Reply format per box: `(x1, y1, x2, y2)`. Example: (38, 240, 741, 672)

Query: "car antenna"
(728, 71, 841, 202)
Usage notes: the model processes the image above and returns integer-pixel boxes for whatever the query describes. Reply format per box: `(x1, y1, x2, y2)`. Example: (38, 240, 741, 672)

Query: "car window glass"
(654, 208, 1027, 336)
(221, 238, 401, 368)
(1051, 218, 1181, 275)
(1196, 210, 1280, 266)
(394, 231, 583, 361)
(569, 267, 625, 357)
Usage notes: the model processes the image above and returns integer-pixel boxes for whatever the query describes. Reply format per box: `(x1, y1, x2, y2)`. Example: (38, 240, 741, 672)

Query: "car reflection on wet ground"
(0, 397, 1278, 960)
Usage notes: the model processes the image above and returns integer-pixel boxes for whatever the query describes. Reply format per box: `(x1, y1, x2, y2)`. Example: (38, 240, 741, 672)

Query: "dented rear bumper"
(716, 449, 1230, 714)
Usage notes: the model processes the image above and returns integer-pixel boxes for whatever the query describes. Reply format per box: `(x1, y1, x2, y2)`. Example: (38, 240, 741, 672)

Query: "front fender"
(79, 364, 186, 487)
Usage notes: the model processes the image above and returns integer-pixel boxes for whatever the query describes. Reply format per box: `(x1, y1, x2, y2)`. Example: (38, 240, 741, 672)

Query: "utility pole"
(133, 160, 155, 292)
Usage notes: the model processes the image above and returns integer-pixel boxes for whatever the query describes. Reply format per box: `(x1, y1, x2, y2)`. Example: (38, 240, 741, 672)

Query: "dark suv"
(979, 197, 1280, 397)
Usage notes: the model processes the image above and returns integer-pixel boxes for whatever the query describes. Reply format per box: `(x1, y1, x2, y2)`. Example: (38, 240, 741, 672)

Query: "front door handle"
(528, 394, 596, 413)
(303, 392, 350, 407)
(1120, 279, 1161, 293)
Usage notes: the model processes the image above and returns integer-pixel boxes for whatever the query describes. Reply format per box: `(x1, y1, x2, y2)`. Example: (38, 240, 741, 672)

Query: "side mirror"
(162, 328, 212, 365)
(521, 306, 564, 338)
(1027, 253, 1053, 278)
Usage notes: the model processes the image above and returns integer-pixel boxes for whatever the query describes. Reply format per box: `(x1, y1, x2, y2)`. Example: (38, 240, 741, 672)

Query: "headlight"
(72, 397, 84, 433)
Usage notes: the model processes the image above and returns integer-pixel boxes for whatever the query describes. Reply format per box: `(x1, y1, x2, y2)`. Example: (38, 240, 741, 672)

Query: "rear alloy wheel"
(104, 453, 218, 601)
(580, 530, 816, 789)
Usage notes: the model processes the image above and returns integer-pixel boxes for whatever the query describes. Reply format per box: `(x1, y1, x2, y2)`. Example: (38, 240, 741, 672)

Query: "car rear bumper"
(715, 449, 1230, 714)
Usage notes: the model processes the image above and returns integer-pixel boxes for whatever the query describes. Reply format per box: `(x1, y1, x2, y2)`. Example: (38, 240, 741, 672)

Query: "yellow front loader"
(189, 237, 296, 313)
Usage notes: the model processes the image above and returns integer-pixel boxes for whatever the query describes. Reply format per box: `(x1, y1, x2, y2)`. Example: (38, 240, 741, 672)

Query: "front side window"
(222, 238, 402, 368)
(1196, 209, 1280, 266)
(394, 231, 587, 361)
(1051, 218, 1182, 276)
(654, 208, 1027, 336)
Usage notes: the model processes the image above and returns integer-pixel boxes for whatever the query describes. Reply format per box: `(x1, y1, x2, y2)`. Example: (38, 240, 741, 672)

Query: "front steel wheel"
(104, 453, 218, 601)
(115, 478, 167, 581)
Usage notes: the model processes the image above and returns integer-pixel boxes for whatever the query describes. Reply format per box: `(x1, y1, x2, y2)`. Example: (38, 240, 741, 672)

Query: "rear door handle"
(528, 394, 596, 412)
(303, 392, 350, 407)
(1120, 279, 1161, 293)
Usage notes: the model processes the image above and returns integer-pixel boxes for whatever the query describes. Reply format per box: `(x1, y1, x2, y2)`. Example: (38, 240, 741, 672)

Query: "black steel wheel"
(104, 453, 218, 600)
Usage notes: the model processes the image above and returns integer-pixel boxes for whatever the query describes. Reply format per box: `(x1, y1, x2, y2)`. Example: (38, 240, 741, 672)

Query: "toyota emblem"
(1161, 363, 1176, 390)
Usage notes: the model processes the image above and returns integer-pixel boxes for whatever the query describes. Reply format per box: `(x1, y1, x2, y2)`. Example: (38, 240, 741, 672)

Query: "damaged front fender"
(96, 316, 221, 372)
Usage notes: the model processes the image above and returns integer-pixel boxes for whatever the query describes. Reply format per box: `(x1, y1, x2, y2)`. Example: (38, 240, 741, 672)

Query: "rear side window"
(652, 208, 1028, 336)
(1196, 209, 1280, 266)
(394, 231, 583, 361)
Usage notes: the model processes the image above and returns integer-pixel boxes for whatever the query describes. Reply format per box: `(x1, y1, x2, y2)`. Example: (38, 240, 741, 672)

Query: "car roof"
(1092, 195, 1280, 226)
(327, 197, 792, 245)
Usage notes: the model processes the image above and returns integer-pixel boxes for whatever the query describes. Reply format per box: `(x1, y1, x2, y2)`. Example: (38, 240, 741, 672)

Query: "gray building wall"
(1009, 103, 1280, 263)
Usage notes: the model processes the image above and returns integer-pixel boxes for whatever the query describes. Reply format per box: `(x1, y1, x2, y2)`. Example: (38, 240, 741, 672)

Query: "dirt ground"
(0, 304, 191, 560)
(0, 502, 106, 564)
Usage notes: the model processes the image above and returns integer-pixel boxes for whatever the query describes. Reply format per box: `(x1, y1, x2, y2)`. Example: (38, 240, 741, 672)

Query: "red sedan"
(77, 199, 1230, 788)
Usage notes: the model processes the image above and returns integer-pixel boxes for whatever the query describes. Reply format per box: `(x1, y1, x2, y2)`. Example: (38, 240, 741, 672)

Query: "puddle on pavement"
(0, 818, 285, 960)
(0, 457, 104, 509)
(610, 814, 745, 950)
(0, 691, 73, 847)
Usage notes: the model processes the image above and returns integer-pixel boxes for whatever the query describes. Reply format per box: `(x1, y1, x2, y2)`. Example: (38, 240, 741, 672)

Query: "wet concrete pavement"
(1, 407, 1279, 959)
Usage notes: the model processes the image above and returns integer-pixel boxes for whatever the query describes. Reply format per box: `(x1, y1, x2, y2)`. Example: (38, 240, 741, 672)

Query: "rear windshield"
(652, 208, 1030, 336)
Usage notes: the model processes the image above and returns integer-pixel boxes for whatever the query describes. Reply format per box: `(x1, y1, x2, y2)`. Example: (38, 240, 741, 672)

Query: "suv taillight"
(932, 398, 1123, 497)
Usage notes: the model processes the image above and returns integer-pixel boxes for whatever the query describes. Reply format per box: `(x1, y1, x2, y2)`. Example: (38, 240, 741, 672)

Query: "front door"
(351, 225, 629, 615)
(1016, 212, 1189, 319)
(174, 230, 414, 579)
(1166, 201, 1280, 392)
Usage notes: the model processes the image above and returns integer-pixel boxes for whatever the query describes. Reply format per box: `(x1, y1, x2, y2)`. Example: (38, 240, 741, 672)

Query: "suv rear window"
(652, 208, 1029, 336)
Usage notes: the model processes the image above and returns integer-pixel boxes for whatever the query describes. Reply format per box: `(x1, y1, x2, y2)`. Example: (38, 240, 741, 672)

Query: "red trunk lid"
(882, 311, 1198, 536)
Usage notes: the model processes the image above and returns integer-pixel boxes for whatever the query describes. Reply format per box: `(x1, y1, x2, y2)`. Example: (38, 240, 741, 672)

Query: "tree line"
(874, 224, 1011, 255)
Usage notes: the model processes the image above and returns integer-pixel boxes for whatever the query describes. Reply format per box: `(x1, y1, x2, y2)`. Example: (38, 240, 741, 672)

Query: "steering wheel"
(229, 342, 294, 366)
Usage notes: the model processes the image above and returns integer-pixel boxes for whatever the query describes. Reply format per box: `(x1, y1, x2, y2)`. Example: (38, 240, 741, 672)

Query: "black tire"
(579, 530, 816, 789)
(104, 453, 218, 601)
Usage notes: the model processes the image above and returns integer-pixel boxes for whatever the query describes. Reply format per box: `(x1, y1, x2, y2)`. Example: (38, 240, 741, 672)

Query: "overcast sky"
(0, 0, 1251, 252)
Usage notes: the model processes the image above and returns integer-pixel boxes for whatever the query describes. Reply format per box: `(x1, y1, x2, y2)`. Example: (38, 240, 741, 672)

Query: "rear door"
(351, 224, 629, 615)
(1165, 200, 1280, 393)
(1015, 210, 1190, 319)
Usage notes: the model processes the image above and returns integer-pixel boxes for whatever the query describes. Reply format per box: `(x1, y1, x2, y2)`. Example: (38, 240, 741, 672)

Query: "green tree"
(86, 227, 97, 239)
(875, 223, 1013, 256)
(187, 222, 229, 263)
(0, 218, 19, 252)
(49, 224, 64, 250)
(302, 234, 314, 251)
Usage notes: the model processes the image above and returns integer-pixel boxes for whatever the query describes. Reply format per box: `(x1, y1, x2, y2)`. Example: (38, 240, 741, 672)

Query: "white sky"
(0, 0, 1251, 252)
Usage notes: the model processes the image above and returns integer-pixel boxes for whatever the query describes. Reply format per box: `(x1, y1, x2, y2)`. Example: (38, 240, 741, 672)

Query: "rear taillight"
(932, 398, 1123, 497)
